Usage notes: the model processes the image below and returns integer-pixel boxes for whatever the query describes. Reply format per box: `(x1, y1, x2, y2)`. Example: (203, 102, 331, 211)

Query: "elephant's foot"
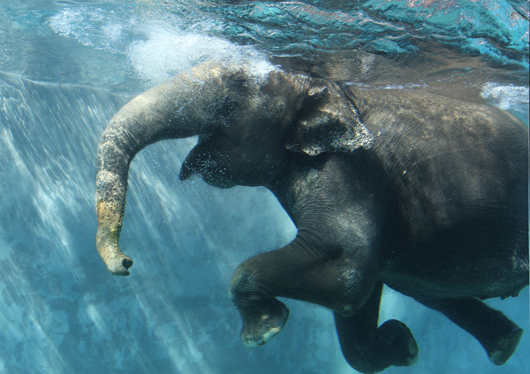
(228, 264, 291, 347)
(416, 297, 524, 367)
(335, 313, 419, 373)
(237, 298, 290, 347)
(487, 327, 523, 365)
(378, 319, 419, 367)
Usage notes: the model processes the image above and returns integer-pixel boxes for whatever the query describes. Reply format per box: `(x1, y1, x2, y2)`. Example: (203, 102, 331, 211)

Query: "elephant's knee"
(228, 266, 246, 301)
(228, 260, 262, 306)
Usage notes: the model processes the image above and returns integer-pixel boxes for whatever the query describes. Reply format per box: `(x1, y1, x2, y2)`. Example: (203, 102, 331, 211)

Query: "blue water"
(0, 1, 528, 373)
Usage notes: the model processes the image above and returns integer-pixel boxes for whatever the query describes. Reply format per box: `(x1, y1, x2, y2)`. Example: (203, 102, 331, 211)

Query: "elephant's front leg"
(228, 232, 378, 346)
(334, 282, 418, 374)
(229, 154, 384, 347)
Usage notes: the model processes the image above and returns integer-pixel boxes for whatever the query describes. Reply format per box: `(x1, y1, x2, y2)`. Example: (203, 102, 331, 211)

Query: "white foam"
(49, 6, 275, 88)
(49, 8, 97, 47)
(481, 82, 529, 113)
(127, 25, 273, 85)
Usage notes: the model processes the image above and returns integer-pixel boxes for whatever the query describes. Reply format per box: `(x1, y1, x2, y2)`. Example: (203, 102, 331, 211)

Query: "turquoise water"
(0, 1, 528, 373)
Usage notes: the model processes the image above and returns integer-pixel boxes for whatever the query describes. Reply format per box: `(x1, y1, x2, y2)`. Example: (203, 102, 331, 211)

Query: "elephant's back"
(348, 88, 528, 299)
(349, 87, 528, 238)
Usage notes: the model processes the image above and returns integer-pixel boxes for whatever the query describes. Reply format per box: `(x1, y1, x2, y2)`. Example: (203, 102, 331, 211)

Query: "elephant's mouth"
(180, 132, 287, 188)
(180, 141, 237, 189)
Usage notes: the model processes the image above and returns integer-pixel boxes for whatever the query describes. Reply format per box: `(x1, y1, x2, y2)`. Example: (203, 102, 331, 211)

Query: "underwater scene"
(0, 1, 528, 373)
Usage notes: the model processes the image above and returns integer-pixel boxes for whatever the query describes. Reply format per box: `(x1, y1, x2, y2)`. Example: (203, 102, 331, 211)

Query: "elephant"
(95, 60, 528, 373)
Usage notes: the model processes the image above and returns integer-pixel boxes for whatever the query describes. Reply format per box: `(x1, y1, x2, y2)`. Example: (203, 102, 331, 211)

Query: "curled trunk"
(96, 63, 231, 275)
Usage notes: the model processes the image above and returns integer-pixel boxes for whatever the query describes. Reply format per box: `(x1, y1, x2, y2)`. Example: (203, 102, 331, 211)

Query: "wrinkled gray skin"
(96, 61, 528, 373)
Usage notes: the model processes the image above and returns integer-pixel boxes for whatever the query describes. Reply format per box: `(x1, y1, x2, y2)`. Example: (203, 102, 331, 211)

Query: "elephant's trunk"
(96, 63, 231, 275)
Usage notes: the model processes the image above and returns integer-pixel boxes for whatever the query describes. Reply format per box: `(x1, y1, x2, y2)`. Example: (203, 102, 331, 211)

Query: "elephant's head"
(96, 61, 373, 275)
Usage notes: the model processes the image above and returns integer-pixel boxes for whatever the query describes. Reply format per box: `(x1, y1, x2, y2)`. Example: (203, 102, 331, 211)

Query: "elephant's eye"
(285, 141, 302, 153)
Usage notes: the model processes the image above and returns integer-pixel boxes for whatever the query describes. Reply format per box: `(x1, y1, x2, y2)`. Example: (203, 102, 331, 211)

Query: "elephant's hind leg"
(335, 282, 419, 374)
(418, 297, 523, 365)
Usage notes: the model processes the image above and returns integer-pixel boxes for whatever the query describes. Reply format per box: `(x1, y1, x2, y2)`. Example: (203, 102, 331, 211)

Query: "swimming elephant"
(95, 61, 528, 373)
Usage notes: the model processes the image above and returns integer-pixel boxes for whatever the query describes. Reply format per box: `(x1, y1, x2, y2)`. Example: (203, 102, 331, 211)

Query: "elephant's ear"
(286, 83, 373, 156)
